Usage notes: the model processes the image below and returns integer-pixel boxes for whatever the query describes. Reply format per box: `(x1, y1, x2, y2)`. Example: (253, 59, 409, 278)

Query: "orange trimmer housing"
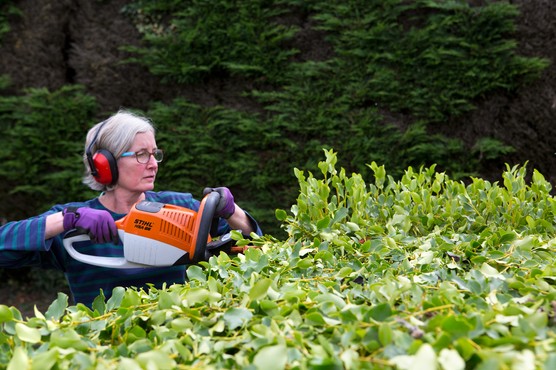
(115, 203, 204, 260)
(114, 192, 219, 265)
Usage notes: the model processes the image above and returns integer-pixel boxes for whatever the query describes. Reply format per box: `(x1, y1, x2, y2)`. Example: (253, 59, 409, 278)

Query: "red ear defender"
(85, 119, 119, 186)
(92, 149, 118, 185)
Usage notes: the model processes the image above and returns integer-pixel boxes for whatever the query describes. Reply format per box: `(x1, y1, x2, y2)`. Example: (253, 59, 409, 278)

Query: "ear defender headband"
(85, 119, 119, 186)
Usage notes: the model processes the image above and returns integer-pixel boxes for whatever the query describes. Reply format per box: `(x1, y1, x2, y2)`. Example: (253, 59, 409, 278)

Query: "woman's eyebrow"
(131, 146, 157, 152)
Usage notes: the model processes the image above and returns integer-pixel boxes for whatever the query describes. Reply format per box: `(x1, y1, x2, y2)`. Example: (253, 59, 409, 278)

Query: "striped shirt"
(0, 191, 262, 307)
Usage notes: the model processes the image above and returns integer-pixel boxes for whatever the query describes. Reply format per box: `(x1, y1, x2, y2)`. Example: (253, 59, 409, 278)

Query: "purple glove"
(203, 187, 236, 219)
(63, 207, 117, 244)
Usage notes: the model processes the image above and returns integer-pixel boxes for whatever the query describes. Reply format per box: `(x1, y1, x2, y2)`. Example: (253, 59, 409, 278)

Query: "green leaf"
(369, 303, 392, 322)
(337, 266, 353, 278)
(223, 308, 253, 330)
(8, 347, 29, 370)
(184, 288, 210, 306)
(125, 325, 147, 344)
(544, 354, 556, 370)
(92, 289, 106, 315)
(296, 258, 314, 269)
(480, 263, 506, 280)
(249, 278, 273, 301)
(128, 338, 154, 354)
(107, 287, 125, 311)
(305, 311, 326, 325)
(158, 290, 180, 310)
(438, 348, 465, 370)
(391, 343, 437, 370)
(45, 293, 68, 321)
(30, 349, 58, 370)
(171, 317, 193, 332)
(15, 323, 41, 343)
(315, 293, 346, 310)
(259, 300, 279, 315)
(136, 350, 176, 370)
(317, 216, 331, 230)
(0, 305, 14, 323)
(378, 323, 393, 346)
(441, 316, 472, 339)
(50, 329, 89, 351)
(275, 209, 288, 221)
(121, 289, 142, 308)
(253, 344, 288, 370)
(117, 358, 143, 370)
(186, 265, 207, 282)
(330, 208, 349, 226)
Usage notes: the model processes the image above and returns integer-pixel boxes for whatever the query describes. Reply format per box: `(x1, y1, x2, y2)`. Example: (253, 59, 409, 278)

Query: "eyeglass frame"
(120, 149, 164, 164)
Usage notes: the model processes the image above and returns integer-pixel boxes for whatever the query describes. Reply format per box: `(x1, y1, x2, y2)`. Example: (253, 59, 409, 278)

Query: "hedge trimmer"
(62, 191, 243, 268)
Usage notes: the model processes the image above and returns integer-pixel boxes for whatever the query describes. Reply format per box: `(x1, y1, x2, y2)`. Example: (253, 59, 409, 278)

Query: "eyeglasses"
(120, 149, 164, 164)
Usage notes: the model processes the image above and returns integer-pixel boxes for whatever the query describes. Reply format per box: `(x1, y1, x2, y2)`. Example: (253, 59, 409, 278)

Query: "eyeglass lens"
(137, 149, 163, 163)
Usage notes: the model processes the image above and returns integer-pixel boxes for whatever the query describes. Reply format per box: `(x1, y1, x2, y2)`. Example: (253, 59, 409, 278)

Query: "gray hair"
(82, 109, 155, 191)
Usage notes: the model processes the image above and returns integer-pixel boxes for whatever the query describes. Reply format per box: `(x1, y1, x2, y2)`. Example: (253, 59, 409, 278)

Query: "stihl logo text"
(134, 219, 153, 231)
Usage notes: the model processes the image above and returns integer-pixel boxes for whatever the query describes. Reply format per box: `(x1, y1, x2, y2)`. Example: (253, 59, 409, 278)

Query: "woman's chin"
(141, 180, 156, 191)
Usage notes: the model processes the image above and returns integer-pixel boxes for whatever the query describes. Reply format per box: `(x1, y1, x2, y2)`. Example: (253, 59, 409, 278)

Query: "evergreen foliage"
(0, 85, 98, 218)
(305, 0, 548, 122)
(148, 100, 264, 191)
(121, 0, 299, 84)
(0, 0, 19, 43)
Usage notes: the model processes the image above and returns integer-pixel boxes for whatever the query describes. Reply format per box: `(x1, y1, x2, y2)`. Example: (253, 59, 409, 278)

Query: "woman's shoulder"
(145, 191, 199, 209)
(49, 198, 99, 213)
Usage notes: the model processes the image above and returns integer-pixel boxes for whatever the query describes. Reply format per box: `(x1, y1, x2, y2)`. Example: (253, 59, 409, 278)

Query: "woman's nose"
(146, 155, 158, 168)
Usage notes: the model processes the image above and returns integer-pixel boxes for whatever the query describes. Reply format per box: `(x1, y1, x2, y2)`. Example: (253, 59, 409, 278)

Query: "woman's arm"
(0, 216, 52, 268)
(44, 211, 65, 240)
(226, 204, 257, 234)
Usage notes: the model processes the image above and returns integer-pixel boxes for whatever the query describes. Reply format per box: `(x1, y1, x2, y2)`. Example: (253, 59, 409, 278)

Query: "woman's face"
(117, 131, 159, 193)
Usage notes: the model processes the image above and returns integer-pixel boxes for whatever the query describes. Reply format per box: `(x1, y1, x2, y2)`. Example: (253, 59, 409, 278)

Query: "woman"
(0, 109, 262, 306)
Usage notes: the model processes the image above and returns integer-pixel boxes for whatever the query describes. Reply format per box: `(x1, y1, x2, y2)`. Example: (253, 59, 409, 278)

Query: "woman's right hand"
(63, 207, 117, 243)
